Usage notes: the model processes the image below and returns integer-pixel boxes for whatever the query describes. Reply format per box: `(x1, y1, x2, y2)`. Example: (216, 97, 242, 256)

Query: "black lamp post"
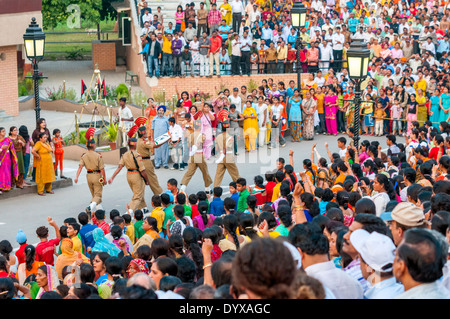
(290, 2, 307, 89)
(346, 39, 370, 150)
(23, 17, 46, 122)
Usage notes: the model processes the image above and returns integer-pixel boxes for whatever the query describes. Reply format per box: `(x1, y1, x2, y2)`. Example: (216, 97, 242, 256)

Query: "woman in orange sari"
(31, 132, 55, 196)
(54, 238, 89, 280)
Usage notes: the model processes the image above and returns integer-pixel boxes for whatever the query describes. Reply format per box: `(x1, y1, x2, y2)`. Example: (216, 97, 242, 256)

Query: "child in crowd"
(374, 102, 387, 136)
(391, 98, 403, 136)
(209, 187, 225, 216)
(229, 181, 240, 210)
(188, 193, 199, 218)
(52, 128, 66, 178)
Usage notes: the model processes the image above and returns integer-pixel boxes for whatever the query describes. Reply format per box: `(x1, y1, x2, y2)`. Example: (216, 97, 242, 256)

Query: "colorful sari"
(55, 238, 90, 280)
(243, 106, 259, 151)
(302, 98, 317, 140)
(34, 141, 56, 193)
(0, 137, 18, 191)
(35, 265, 60, 299)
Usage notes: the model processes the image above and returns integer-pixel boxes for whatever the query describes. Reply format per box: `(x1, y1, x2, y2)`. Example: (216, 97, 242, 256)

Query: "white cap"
(350, 229, 396, 273)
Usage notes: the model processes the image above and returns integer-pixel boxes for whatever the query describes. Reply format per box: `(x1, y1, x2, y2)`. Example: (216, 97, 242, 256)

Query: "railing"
(142, 58, 347, 77)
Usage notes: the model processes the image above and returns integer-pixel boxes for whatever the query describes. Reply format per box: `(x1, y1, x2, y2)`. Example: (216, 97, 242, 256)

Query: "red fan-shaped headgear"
(218, 110, 229, 122)
(134, 116, 147, 127)
(127, 125, 138, 139)
(85, 127, 96, 141)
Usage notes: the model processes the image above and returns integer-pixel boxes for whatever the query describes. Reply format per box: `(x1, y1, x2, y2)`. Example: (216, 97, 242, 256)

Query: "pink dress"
(0, 137, 19, 191)
(324, 94, 338, 135)
(201, 112, 214, 160)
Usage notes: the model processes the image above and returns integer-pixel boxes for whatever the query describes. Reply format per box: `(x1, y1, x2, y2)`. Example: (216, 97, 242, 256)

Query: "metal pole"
(296, 34, 301, 89)
(33, 60, 40, 122)
(353, 79, 361, 150)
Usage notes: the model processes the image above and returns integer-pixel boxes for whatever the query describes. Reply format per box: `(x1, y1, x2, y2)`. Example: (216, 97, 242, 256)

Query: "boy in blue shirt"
(229, 181, 240, 210)
(209, 187, 225, 217)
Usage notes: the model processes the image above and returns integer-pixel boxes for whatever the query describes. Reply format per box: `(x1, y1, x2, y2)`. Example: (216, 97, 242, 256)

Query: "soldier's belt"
(87, 170, 101, 174)
(127, 169, 140, 172)
(141, 156, 151, 159)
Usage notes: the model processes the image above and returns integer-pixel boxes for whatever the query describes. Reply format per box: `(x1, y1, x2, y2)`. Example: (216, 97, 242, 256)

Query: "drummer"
(151, 105, 170, 169)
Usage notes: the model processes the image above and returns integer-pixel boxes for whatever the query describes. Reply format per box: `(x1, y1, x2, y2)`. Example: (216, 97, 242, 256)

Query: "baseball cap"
(387, 202, 426, 227)
(350, 229, 396, 272)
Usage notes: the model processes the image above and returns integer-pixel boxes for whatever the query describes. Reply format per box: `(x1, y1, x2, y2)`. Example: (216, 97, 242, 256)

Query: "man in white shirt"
(314, 70, 325, 87)
(319, 39, 333, 74)
(321, 17, 334, 33)
(393, 228, 450, 299)
(116, 97, 134, 147)
(332, 26, 345, 71)
(350, 229, 404, 299)
(231, 0, 245, 35)
(142, 10, 153, 26)
(240, 31, 252, 76)
(289, 223, 363, 299)
(168, 116, 184, 171)
(231, 33, 242, 75)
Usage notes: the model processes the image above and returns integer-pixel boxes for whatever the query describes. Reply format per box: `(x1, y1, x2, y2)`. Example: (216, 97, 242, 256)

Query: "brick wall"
(0, 45, 19, 116)
(92, 42, 116, 70)
(149, 73, 310, 103)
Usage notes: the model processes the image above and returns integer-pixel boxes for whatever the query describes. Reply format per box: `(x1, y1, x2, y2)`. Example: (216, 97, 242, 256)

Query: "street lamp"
(23, 17, 46, 122)
(346, 39, 370, 150)
(291, 2, 307, 88)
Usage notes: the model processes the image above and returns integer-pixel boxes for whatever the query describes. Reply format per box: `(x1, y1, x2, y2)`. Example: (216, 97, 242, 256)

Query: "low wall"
(19, 98, 145, 119)
(63, 144, 125, 165)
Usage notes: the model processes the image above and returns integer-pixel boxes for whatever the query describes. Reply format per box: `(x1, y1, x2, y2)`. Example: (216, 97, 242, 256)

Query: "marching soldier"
(74, 128, 107, 214)
(108, 130, 150, 214)
(179, 129, 213, 194)
(136, 125, 163, 195)
(213, 120, 241, 187)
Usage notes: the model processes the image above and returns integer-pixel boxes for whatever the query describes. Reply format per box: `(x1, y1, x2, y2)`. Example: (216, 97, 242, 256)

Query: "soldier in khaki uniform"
(108, 137, 150, 213)
(136, 126, 163, 195)
(74, 137, 107, 214)
(213, 123, 240, 187)
(179, 130, 213, 194)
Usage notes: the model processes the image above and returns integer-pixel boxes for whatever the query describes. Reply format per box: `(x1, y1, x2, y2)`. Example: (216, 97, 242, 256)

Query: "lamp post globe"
(23, 17, 46, 122)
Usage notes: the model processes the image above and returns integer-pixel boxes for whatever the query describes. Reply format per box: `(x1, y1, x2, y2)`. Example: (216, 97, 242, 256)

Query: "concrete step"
(0, 110, 13, 123)
(0, 178, 73, 200)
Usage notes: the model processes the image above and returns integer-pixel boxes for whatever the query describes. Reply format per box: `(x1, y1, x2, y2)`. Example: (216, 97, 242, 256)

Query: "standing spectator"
(186, 2, 196, 29)
(174, 6, 185, 33)
(189, 35, 200, 76)
(161, 33, 173, 76)
(197, 2, 208, 37)
(152, 106, 170, 169)
(231, 33, 242, 76)
(199, 31, 210, 77)
(220, 0, 232, 26)
(209, 30, 222, 77)
(139, 33, 161, 78)
(240, 31, 252, 76)
(172, 33, 184, 77)
(276, 38, 287, 74)
(184, 22, 197, 43)
(231, 0, 244, 34)
(332, 26, 345, 71)
(208, 3, 222, 34)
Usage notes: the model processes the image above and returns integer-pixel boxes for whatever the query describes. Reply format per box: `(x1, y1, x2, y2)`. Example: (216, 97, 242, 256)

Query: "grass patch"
(43, 18, 119, 59)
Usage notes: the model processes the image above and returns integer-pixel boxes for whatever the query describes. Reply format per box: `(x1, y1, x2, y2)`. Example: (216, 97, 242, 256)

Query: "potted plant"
(104, 123, 118, 150)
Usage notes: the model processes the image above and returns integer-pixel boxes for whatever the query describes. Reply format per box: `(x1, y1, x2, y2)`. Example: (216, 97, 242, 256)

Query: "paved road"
(0, 133, 391, 250)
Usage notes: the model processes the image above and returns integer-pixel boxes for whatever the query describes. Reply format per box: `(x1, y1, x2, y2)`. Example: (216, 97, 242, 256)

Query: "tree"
(42, 0, 113, 30)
